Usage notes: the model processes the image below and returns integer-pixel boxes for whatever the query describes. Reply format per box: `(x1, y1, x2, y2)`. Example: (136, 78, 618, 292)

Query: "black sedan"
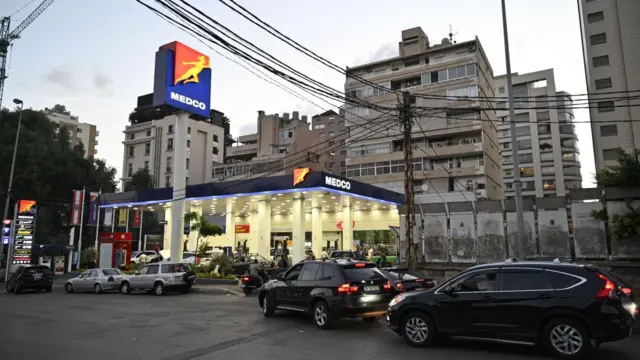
(380, 267, 436, 295)
(5, 265, 54, 294)
(232, 254, 275, 276)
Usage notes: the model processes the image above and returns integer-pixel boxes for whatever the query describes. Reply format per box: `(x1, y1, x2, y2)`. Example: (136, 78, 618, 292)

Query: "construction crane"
(0, 0, 56, 110)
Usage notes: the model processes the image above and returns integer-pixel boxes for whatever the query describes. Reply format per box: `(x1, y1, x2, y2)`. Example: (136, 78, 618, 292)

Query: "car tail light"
(595, 273, 618, 299)
(355, 263, 366, 268)
(395, 282, 405, 292)
(384, 281, 392, 291)
(337, 283, 359, 294)
(241, 276, 250, 282)
(621, 287, 632, 297)
(416, 278, 424, 282)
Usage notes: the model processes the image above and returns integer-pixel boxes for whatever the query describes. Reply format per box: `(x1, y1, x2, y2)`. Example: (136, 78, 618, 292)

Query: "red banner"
(132, 210, 141, 227)
(235, 224, 250, 233)
(71, 190, 84, 225)
(336, 220, 355, 231)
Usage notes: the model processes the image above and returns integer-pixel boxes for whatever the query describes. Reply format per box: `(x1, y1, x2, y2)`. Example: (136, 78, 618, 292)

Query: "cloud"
(352, 43, 398, 66)
(93, 73, 112, 90)
(238, 123, 256, 136)
(43, 66, 77, 90)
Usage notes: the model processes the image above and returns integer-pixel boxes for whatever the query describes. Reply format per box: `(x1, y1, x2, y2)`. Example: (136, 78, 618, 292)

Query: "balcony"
(237, 133, 258, 143)
(212, 159, 285, 180)
(416, 141, 483, 158)
(227, 143, 258, 157)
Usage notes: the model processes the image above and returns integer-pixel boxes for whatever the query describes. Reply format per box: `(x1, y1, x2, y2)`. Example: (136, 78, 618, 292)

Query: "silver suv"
(120, 262, 196, 296)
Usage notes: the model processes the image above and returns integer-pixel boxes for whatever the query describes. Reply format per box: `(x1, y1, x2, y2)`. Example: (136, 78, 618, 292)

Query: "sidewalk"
(49, 277, 243, 296)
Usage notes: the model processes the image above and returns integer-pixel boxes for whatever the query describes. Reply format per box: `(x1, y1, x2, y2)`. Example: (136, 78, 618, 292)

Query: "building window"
(144, 161, 149, 170)
(313, 124, 325, 130)
(186, 177, 189, 185)
(167, 138, 174, 150)
(340, 161, 345, 166)
(498, 86, 505, 94)
(517, 139, 532, 150)
(187, 139, 191, 148)
(600, 124, 618, 137)
(590, 33, 607, 46)
(186, 158, 190, 170)
(329, 132, 335, 137)
(587, 11, 604, 23)
(515, 125, 531, 136)
(187, 127, 191, 135)
(531, 79, 547, 89)
(520, 167, 535, 177)
(146, 130, 152, 136)
(165, 176, 171, 187)
(166, 156, 172, 173)
(347, 142, 391, 157)
(168, 125, 174, 134)
(213, 134, 219, 142)
(595, 78, 612, 90)
(536, 111, 550, 122)
(597, 101, 615, 113)
(128, 146, 134, 157)
(127, 163, 133, 177)
(144, 142, 151, 155)
(592, 55, 609, 67)
(213, 146, 219, 155)
(328, 162, 334, 168)
(129, 133, 135, 140)
(280, 129, 293, 139)
(603, 148, 618, 161)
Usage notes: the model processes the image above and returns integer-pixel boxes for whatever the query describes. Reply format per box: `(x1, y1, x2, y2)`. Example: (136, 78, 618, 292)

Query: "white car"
(131, 251, 157, 264)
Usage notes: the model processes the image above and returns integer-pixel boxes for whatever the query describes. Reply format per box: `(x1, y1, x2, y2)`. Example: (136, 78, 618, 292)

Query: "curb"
(190, 286, 243, 296)
(196, 278, 239, 286)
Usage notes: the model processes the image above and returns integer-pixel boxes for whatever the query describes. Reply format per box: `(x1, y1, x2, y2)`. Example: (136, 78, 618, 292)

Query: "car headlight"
(389, 293, 407, 307)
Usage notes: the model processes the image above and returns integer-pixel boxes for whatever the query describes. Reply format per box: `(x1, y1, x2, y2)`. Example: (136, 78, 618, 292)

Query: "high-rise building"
(311, 109, 347, 176)
(577, 0, 640, 171)
(494, 69, 582, 198)
(213, 110, 327, 180)
(344, 27, 502, 200)
(121, 95, 225, 190)
(44, 109, 98, 158)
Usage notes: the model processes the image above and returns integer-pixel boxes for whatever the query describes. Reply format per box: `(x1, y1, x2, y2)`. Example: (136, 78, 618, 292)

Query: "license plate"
(240, 284, 246, 288)
(364, 285, 379, 292)
(33, 274, 42, 280)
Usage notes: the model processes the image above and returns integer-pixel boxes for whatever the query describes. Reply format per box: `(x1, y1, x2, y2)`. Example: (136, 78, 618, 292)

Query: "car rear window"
(103, 269, 122, 276)
(331, 251, 354, 258)
(24, 266, 49, 274)
(161, 263, 190, 273)
(342, 266, 386, 282)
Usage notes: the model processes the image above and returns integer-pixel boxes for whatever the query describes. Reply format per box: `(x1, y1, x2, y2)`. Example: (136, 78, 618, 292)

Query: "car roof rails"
(504, 258, 518, 263)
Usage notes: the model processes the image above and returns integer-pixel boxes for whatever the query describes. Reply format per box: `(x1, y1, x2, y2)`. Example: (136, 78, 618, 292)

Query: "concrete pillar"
(311, 206, 323, 258)
(225, 202, 235, 247)
(163, 204, 172, 250)
(257, 200, 272, 258)
(170, 112, 189, 262)
(248, 209, 259, 254)
(187, 203, 202, 252)
(291, 195, 306, 263)
(342, 205, 353, 250)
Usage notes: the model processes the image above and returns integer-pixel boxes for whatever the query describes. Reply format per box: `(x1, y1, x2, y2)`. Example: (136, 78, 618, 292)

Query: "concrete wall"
(402, 188, 640, 263)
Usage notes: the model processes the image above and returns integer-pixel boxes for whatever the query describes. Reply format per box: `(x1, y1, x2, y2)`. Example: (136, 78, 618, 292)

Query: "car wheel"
(13, 283, 20, 295)
(543, 318, 591, 359)
(5, 281, 13, 293)
(262, 293, 275, 317)
(120, 282, 131, 295)
(243, 288, 252, 296)
(154, 282, 165, 296)
(93, 283, 102, 294)
(401, 311, 436, 348)
(363, 316, 381, 323)
(65, 283, 74, 293)
(312, 300, 332, 329)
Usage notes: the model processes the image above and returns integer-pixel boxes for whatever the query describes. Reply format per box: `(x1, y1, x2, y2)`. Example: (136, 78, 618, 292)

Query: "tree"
(44, 104, 71, 116)
(592, 148, 640, 241)
(126, 168, 154, 191)
(184, 211, 223, 256)
(0, 107, 117, 245)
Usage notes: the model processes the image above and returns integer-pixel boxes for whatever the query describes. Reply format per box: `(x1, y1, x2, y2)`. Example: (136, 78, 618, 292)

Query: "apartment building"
(344, 27, 502, 200)
(121, 106, 225, 190)
(577, 0, 640, 171)
(44, 110, 98, 158)
(311, 109, 347, 176)
(494, 69, 582, 199)
(214, 111, 326, 180)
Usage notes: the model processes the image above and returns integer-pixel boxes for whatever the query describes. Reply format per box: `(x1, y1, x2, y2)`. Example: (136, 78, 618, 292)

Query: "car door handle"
(481, 296, 493, 302)
(539, 294, 551, 299)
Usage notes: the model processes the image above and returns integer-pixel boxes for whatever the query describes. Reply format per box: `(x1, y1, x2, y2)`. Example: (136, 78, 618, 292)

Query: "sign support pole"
(94, 206, 101, 250)
(170, 112, 188, 263)
(77, 187, 86, 269)
(138, 210, 144, 252)
(4, 203, 18, 281)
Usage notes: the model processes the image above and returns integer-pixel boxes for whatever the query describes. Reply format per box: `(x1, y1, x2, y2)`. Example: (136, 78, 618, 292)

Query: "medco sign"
(325, 176, 351, 190)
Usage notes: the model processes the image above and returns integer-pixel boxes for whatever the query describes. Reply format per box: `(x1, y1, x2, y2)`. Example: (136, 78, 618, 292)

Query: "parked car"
(232, 254, 274, 276)
(120, 262, 196, 296)
(64, 268, 124, 294)
(380, 267, 436, 295)
(386, 259, 637, 359)
(5, 265, 54, 294)
(259, 259, 394, 328)
(130, 251, 157, 264)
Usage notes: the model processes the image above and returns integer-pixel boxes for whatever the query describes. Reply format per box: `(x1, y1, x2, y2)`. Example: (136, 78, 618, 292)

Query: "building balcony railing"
(212, 159, 285, 180)
(226, 143, 258, 157)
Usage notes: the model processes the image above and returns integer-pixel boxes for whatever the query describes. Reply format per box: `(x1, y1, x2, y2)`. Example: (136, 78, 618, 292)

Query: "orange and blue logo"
(18, 200, 37, 215)
(293, 168, 310, 187)
(153, 41, 212, 118)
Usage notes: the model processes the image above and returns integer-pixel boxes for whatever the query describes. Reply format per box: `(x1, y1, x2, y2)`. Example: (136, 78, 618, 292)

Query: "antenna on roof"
(449, 25, 459, 44)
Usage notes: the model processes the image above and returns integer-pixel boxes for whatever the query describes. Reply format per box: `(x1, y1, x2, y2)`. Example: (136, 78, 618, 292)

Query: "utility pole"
(501, 0, 526, 257)
(400, 91, 417, 271)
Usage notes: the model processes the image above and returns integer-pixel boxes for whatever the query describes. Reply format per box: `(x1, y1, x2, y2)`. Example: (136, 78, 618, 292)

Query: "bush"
(209, 255, 234, 276)
(80, 247, 98, 268)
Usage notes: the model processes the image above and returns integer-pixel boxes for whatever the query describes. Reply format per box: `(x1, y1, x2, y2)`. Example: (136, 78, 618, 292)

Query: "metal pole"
(138, 210, 144, 252)
(2, 103, 24, 241)
(4, 202, 18, 281)
(501, 0, 526, 257)
(94, 206, 101, 249)
(111, 209, 115, 234)
(400, 91, 417, 271)
(77, 187, 86, 269)
(170, 113, 188, 263)
(125, 208, 129, 233)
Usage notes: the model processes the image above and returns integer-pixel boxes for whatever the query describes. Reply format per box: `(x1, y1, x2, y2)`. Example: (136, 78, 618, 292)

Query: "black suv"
(387, 260, 636, 359)
(5, 265, 54, 294)
(259, 259, 393, 328)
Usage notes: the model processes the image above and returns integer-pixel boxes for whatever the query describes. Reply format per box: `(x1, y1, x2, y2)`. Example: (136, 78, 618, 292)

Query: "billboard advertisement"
(87, 191, 100, 226)
(71, 190, 84, 225)
(12, 200, 37, 265)
(153, 41, 212, 118)
(2, 219, 10, 245)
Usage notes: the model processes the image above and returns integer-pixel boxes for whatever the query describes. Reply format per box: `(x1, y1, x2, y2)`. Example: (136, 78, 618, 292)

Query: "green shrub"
(209, 255, 234, 276)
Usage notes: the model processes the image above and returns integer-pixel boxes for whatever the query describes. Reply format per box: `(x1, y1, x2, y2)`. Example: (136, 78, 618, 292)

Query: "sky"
(0, 0, 595, 187)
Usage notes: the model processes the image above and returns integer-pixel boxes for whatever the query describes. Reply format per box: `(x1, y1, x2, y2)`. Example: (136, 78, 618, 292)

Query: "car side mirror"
(276, 273, 285, 281)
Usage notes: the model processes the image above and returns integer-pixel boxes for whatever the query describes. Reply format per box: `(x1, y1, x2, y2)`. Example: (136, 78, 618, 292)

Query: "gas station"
(98, 169, 403, 263)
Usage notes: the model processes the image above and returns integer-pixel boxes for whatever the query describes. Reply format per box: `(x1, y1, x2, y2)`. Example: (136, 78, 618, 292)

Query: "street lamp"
(2, 98, 24, 268)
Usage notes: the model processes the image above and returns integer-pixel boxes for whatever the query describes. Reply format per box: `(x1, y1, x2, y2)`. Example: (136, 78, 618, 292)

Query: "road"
(0, 289, 637, 360)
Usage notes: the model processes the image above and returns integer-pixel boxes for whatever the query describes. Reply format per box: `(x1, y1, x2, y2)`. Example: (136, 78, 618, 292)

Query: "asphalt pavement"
(0, 288, 638, 360)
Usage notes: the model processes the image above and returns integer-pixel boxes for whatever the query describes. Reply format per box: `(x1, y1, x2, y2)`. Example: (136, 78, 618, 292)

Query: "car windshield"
(382, 269, 419, 281)
(103, 269, 123, 276)
(331, 251, 354, 258)
(343, 266, 386, 282)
